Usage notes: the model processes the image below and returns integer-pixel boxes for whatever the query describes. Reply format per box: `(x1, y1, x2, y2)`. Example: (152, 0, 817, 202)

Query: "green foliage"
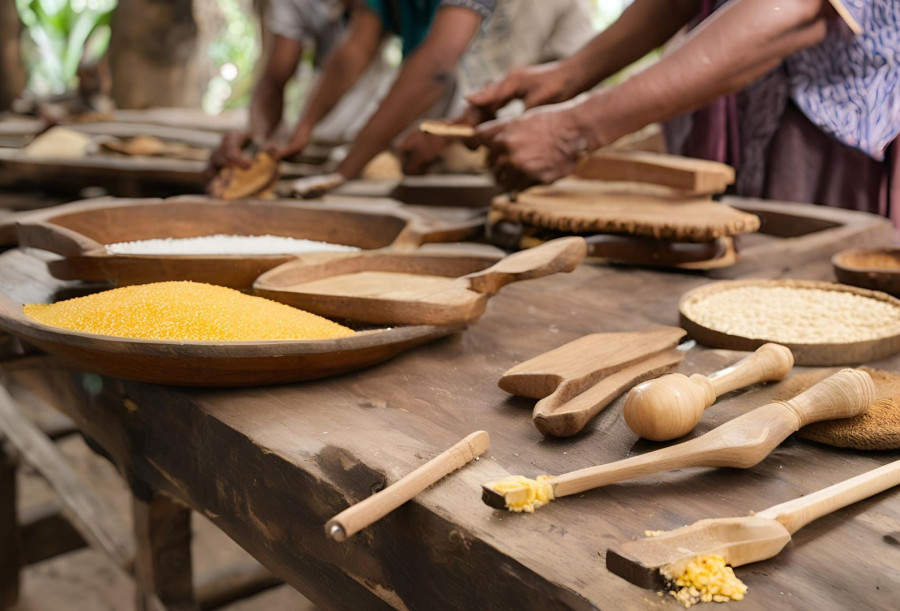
(15, 0, 117, 96)
(202, 0, 260, 114)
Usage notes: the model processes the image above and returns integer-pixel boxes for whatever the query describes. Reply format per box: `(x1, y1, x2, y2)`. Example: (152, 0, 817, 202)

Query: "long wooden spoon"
(482, 369, 874, 510)
(607, 457, 900, 589)
(623, 343, 795, 441)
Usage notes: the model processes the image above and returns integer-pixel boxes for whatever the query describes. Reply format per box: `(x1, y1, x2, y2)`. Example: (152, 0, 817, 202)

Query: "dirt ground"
(12, 431, 317, 611)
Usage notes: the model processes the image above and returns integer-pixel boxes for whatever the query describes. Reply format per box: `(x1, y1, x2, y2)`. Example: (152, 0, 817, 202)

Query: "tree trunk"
(0, 1, 26, 110)
(108, 0, 202, 109)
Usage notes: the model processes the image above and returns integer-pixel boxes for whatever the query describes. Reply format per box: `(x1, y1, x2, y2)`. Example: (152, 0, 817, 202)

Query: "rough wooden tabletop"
(1, 200, 899, 610)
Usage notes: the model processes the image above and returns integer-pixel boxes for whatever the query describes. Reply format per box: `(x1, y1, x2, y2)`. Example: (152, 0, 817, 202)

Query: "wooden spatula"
(498, 327, 687, 437)
(255, 237, 587, 326)
(607, 457, 900, 589)
(482, 369, 875, 510)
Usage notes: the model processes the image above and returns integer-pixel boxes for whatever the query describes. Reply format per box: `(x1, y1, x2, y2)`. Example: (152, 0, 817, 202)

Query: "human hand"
(206, 130, 251, 182)
(262, 125, 312, 161)
(475, 104, 592, 192)
(465, 61, 577, 121)
(395, 130, 446, 175)
(290, 172, 346, 199)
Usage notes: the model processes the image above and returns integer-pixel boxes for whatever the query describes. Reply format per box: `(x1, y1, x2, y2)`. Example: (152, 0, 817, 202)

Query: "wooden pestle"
(623, 343, 794, 441)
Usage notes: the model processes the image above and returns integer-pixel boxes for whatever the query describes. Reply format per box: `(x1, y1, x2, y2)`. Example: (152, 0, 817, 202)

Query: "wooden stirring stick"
(326, 431, 489, 541)
(623, 343, 794, 441)
(419, 120, 477, 138)
(607, 457, 900, 589)
(482, 369, 874, 510)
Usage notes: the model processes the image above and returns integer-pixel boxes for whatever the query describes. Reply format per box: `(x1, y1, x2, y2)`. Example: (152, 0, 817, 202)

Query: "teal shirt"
(365, 0, 495, 56)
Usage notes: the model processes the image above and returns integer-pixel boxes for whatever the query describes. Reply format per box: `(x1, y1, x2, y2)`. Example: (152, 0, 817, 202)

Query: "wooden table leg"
(0, 440, 21, 610)
(132, 489, 197, 611)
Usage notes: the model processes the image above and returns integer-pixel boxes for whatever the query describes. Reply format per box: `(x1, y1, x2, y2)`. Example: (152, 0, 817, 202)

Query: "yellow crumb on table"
(491, 474, 555, 513)
(23, 281, 355, 342)
(662, 555, 748, 607)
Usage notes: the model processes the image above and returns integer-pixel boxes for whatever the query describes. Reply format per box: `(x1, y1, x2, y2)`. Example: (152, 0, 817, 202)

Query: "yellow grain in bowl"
(23, 281, 355, 341)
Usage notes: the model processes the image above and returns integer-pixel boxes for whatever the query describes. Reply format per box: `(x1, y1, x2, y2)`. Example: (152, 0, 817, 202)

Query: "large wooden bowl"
(14, 196, 483, 288)
(832, 248, 900, 296)
(679, 279, 900, 366)
(0, 290, 459, 387)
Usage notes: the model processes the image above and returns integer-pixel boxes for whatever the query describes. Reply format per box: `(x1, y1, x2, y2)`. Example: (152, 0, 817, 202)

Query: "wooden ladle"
(623, 343, 794, 441)
(607, 457, 900, 589)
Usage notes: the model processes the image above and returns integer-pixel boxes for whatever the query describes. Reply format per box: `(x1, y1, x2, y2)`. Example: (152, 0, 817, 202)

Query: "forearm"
(247, 79, 285, 142)
(336, 51, 456, 177)
(572, 0, 828, 150)
(291, 44, 378, 143)
(559, 0, 702, 97)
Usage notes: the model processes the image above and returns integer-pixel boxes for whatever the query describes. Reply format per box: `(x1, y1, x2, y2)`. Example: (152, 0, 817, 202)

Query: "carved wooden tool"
(255, 237, 587, 327)
(607, 457, 900, 589)
(326, 431, 489, 541)
(482, 369, 874, 509)
(574, 149, 735, 195)
(624, 343, 795, 441)
(498, 327, 688, 437)
(418, 120, 476, 138)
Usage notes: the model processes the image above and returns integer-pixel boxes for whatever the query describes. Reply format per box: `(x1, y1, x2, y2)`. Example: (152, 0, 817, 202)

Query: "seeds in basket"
(23, 281, 355, 341)
(681, 285, 900, 344)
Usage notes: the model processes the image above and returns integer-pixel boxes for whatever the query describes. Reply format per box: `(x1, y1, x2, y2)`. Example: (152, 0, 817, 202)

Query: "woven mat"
(490, 178, 760, 242)
(772, 367, 900, 450)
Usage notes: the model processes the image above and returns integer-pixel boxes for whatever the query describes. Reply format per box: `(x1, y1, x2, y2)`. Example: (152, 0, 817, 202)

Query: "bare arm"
(275, 7, 385, 158)
(335, 6, 484, 178)
(466, 0, 702, 117)
(476, 0, 830, 190)
(248, 34, 305, 143)
(570, 0, 830, 150)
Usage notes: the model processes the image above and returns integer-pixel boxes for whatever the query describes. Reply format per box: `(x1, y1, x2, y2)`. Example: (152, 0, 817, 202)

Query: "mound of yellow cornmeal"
(23, 281, 355, 341)
(491, 475, 555, 512)
(662, 555, 748, 606)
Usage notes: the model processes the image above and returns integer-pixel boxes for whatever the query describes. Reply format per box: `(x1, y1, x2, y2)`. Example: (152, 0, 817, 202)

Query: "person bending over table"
(266, 0, 495, 196)
(466, 0, 899, 218)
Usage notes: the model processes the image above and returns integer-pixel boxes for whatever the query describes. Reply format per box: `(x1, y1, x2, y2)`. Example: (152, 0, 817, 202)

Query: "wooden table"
(1, 200, 899, 610)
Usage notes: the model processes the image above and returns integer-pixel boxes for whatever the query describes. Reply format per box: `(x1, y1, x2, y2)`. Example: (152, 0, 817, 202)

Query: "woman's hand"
(394, 130, 447, 175)
(476, 103, 594, 191)
(206, 130, 251, 182)
(465, 61, 578, 121)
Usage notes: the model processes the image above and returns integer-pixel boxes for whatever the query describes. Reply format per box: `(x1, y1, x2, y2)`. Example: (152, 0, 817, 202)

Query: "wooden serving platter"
(13, 196, 484, 289)
(680, 279, 900, 366)
(490, 178, 759, 242)
(254, 237, 586, 326)
(0, 283, 459, 387)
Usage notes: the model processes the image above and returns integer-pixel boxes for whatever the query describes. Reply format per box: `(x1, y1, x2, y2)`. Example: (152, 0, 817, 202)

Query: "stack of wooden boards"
(489, 150, 760, 269)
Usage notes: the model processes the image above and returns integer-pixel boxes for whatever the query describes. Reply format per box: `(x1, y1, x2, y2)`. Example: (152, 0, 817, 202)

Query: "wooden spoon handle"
(708, 343, 794, 396)
(756, 459, 900, 535)
(463, 237, 586, 296)
(781, 368, 874, 426)
(324, 431, 489, 541)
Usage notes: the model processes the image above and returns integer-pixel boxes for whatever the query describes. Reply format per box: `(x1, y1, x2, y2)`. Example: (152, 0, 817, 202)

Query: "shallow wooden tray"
(254, 237, 586, 326)
(14, 196, 483, 288)
(0, 289, 458, 387)
(679, 279, 900, 366)
(832, 248, 900, 295)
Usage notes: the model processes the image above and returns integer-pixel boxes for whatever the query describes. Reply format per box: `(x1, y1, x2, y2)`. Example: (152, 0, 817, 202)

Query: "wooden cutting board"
(254, 237, 586, 327)
(499, 327, 687, 437)
(491, 178, 760, 243)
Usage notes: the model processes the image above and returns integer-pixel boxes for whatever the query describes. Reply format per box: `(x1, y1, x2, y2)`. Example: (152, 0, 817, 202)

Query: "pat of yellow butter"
(491, 475, 555, 513)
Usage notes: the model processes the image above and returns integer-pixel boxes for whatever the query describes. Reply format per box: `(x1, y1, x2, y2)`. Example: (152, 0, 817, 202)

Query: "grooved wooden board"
(491, 178, 760, 242)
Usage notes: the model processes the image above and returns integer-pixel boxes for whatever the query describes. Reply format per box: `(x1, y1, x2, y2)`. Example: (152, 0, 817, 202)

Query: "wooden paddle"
(482, 369, 875, 510)
(418, 120, 476, 139)
(254, 237, 587, 326)
(498, 328, 688, 437)
(607, 457, 900, 589)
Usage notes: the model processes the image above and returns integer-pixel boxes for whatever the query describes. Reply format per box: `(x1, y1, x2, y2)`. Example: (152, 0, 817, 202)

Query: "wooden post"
(108, 0, 201, 109)
(0, 0, 26, 110)
(0, 440, 21, 610)
(132, 490, 198, 611)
